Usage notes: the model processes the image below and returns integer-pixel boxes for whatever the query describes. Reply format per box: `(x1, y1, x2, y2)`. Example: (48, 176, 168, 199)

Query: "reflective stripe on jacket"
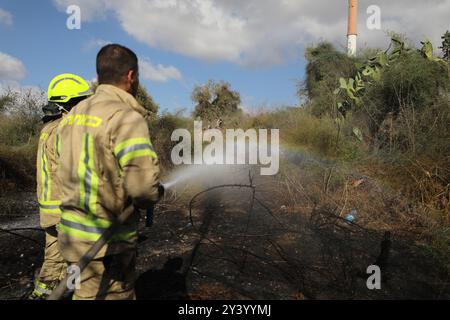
(36, 119, 63, 228)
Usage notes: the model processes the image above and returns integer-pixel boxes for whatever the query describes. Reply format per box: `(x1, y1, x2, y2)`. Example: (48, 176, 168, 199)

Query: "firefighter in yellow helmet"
(57, 44, 163, 300)
(29, 74, 93, 299)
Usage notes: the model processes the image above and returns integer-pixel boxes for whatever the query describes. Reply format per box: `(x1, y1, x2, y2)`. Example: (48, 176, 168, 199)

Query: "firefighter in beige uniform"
(57, 44, 163, 300)
(30, 74, 93, 299)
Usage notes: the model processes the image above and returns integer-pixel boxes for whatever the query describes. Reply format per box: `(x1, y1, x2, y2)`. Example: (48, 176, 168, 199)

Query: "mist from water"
(161, 145, 331, 191)
(162, 164, 251, 191)
(162, 140, 263, 190)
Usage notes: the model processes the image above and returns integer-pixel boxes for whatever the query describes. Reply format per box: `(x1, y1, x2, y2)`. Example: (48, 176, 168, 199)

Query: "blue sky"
(0, 0, 305, 113)
(0, 0, 447, 114)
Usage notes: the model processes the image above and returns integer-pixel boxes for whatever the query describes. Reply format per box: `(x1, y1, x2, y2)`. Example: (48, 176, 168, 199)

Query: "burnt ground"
(0, 192, 42, 299)
(0, 162, 449, 300)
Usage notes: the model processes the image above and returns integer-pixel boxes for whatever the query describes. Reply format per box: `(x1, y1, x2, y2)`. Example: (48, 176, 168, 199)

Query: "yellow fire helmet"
(47, 73, 93, 103)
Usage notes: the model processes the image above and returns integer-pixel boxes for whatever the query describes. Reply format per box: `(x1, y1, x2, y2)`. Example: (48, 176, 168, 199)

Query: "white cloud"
(0, 8, 13, 26)
(140, 60, 182, 83)
(115, 0, 248, 63)
(0, 52, 26, 81)
(52, 0, 450, 66)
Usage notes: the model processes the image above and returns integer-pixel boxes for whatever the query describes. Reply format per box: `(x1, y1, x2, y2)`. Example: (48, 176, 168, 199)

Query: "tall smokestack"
(347, 0, 358, 57)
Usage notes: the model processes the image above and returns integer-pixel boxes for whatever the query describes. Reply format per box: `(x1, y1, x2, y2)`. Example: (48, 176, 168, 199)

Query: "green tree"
(192, 80, 241, 124)
(439, 30, 450, 77)
(301, 42, 357, 117)
(439, 30, 450, 62)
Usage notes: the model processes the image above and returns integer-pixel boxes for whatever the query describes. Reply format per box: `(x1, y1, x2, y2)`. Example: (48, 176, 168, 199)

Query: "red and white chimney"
(347, 0, 358, 56)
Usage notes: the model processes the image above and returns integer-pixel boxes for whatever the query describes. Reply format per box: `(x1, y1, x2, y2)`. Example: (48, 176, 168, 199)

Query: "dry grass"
(0, 141, 37, 194)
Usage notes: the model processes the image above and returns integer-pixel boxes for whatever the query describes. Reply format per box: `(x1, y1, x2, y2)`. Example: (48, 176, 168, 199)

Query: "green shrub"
(0, 114, 42, 146)
(364, 51, 449, 132)
(0, 139, 38, 193)
(239, 107, 364, 161)
(301, 42, 358, 117)
(148, 112, 192, 170)
(192, 80, 242, 124)
(0, 88, 44, 192)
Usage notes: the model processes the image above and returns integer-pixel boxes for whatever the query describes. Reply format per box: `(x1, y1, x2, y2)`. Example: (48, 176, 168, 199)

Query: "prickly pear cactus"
(334, 37, 448, 119)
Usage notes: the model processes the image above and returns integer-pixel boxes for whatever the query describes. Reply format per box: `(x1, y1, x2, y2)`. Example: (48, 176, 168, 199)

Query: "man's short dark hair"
(96, 44, 138, 85)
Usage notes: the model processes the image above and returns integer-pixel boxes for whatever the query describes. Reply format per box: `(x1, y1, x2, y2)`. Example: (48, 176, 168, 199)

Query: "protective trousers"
(33, 227, 67, 298)
(71, 251, 136, 300)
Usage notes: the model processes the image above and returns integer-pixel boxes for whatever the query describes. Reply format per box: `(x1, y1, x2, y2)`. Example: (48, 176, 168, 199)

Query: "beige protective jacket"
(36, 119, 63, 228)
(57, 84, 161, 261)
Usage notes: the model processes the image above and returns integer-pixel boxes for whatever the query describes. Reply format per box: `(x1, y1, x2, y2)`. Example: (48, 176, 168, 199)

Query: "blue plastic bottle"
(345, 209, 358, 222)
